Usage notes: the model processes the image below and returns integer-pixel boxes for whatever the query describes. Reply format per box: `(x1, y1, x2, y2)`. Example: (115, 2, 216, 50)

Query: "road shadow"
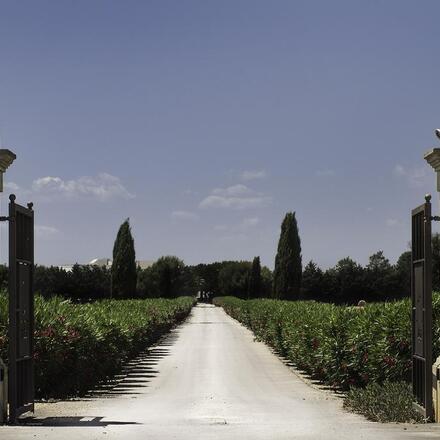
(18, 328, 184, 427)
(29, 327, 182, 406)
(84, 329, 180, 399)
(19, 416, 140, 427)
(276, 353, 345, 396)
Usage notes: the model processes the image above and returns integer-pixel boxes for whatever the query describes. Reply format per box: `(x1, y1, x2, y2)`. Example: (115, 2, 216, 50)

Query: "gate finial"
(426, 194, 432, 202)
(9, 194, 15, 203)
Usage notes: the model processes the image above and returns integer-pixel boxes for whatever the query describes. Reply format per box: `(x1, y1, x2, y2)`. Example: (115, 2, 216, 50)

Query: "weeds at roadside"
(344, 381, 424, 423)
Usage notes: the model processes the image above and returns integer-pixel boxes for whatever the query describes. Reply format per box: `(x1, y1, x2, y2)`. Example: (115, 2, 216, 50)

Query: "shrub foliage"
(0, 293, 195, 398)
(214, 296, 440, 390)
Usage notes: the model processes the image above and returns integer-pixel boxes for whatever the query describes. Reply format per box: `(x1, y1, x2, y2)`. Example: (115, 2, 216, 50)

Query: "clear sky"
(0, 1, 439, 269)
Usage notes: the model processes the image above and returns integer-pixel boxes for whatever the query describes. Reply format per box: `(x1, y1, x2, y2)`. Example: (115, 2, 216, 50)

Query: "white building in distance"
(59, 258, 155, 272)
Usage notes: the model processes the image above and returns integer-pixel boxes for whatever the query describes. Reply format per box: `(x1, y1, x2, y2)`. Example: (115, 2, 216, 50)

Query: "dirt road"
(2, 304, 440, 439)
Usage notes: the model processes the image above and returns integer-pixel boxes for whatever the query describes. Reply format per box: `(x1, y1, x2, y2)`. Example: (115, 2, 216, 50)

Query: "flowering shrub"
(0, 293, 195, 398)
(214, 295, 440, 390)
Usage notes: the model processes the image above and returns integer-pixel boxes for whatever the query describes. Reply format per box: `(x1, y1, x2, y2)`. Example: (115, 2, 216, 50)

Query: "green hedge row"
(214, 296, 440, 389)
(0, 294, 195, 398)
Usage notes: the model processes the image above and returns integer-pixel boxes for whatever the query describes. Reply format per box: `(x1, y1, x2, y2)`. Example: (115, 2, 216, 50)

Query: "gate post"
(411, 194, 433, 419)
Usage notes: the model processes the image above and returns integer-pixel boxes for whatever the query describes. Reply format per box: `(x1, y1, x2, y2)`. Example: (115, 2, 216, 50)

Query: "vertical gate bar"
(424, 198, 433, 419)
(8, 195, 16, 423)
(411, 212, 417, 399)
(28, 203, 34, 410)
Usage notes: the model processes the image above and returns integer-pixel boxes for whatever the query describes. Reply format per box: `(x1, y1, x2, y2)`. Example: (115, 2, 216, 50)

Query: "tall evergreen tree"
(112, 218, 137, 298)
(273, 212, 302, 300)
(248, 256, 262, 298)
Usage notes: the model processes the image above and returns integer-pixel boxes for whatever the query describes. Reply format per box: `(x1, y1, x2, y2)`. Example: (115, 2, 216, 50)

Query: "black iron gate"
(8, 194, 34, 422)
(411, 194, 433, 419)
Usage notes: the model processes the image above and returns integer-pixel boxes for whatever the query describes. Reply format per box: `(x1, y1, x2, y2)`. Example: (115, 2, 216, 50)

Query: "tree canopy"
(273, 212, 302, 300)
(112, 218, 137, 298)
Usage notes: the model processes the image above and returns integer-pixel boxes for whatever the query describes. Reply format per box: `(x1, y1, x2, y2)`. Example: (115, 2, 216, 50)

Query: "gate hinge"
(0, 216, 9, 222)
(431, 216, 440, 222)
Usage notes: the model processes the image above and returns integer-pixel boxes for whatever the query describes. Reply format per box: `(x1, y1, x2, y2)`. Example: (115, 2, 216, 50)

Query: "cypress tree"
(112, 218, 137, 298)
(248, 256, 262, 299)
(273, 212, 302, 300)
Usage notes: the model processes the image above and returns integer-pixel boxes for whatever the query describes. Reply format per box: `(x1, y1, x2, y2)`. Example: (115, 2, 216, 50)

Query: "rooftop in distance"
(59, 258, 155, 272)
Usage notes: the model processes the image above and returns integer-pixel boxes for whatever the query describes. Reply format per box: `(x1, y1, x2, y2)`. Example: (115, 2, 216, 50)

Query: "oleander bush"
(214, 295, 440, 390)
(0, 292, 195, 398)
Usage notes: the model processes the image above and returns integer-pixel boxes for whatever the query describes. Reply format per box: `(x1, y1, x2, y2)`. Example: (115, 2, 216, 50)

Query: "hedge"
(214, 295, 440, 389)
(0, 293, 195, 398)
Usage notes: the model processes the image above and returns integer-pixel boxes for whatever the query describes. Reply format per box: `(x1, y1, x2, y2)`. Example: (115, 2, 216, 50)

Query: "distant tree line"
(0, 214, 436, 303)
(0, 244, 429, 304)
(137, 256, 197, 298)
(21, 246, 413, 304)
(33, 264, 111, 300)
(190, 258, 272, 299)
(21, 256, 271, 301)
(301, 250, 411, 304)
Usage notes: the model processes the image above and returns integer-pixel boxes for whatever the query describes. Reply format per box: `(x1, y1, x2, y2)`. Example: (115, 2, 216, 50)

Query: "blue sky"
(0, 1, 439, 269)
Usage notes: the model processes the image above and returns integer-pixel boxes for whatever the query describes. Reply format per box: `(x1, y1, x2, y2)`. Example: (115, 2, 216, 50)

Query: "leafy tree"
(111, 219, 137, 298)
(395, 250, 411, 296)
(218, 261, 252, 298)
(34, 265, 72, 298)
(136, 266, 159, 298)
(70, 264, 111, 300)
(328, 257, 365, 302)
(260, 266, 273, 298)
(273, 212, 302, 300)
(248, 256, 262, 298)
(34, 264, 111, 300)
(137, 256, 192, 298)
(155, 256, 185, 298)
(302, 260, 324, 298)
(191, 262, 223, 296)
(180, 265, 199, 297)
(365, 250, 397, 297)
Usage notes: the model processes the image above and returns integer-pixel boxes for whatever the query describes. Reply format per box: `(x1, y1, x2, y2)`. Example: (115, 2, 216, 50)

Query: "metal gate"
(411, 194, 433, 419)
(8, 194, 34, 422)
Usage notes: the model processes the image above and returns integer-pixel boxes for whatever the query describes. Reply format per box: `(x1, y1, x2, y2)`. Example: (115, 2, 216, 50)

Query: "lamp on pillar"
(424, 130, 440, 190)
(0, 149, 16, 192)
